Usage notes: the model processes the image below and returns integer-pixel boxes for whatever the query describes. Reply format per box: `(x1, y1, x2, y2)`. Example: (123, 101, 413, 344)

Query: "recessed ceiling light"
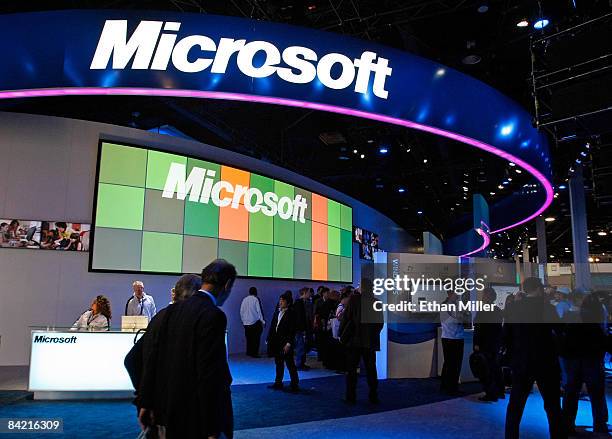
(353, 149, 358, 154)
(598, 231, 608, 236)
(417, 210, 423, 215)
(534, 19, 550, 29)
(423, 159, 428, 164)
(515, 169, 522, 174)
(367, 139, 374, 143)
(588, 239, 592, 243)
(498, 185, 504, 189)
(462, 54, 481, 65)
(406, 148, 411, 153)
(545, 217, 555, 222)
(529, 237, 537, 241)
(509, 162, 516, 167)
(379, 147, 388, 154)
(490, 192, 495, 196)
(360, 154, 365, 159)
(516, 19, 529, 28)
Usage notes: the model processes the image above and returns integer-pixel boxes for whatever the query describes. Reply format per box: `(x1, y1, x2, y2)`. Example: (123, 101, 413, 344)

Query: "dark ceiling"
(1, 0, 611, 262)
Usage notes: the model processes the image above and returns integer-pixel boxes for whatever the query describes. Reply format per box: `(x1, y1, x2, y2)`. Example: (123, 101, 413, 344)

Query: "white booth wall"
(0, 112, 415, 366)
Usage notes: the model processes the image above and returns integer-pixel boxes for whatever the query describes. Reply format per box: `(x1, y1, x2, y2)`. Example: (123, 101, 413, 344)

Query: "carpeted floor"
(0, 375, 481, 438)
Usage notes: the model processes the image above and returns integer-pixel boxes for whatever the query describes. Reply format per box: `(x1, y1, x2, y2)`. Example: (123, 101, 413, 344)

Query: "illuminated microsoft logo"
(162, 163, 308, 223)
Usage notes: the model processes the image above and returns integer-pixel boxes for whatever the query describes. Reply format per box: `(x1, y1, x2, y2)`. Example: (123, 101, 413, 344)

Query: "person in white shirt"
(440, 290, 469, 395)
(125, 281, 157, 321)
(240, 287, 265, 357)
(72, 295, 111, 331)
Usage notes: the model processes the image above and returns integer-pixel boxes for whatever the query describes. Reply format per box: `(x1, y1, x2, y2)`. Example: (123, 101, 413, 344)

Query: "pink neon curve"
(458, 221, 491, 257)
(0, 87, 553, 245)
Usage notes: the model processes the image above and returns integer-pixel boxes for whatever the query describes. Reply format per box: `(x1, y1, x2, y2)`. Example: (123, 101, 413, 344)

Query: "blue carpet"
(0, 376, 481, 438)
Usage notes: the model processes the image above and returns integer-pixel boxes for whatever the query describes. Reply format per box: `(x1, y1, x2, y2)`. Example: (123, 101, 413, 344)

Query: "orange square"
(220, 166, 250, 202)
(312, 252, 328, 281)
(219, 204, 249, 241)
(312, 221, 328, 253)
(311, 193, 328, 224)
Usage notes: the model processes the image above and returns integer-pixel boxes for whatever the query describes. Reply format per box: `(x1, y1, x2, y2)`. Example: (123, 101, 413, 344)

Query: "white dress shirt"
(125, 293, 157, 321)
(71, 310, 110, 331)
(240, 295, 265, 326)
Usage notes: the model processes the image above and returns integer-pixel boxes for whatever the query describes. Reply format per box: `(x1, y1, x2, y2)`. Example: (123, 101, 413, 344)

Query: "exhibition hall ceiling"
(0, 0, 610, 261)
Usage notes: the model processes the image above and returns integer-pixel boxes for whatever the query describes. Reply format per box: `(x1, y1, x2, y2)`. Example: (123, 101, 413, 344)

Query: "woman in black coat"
(267, 290, 299, 392)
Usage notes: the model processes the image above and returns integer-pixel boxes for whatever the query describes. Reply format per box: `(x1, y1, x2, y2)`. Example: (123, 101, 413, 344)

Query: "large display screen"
(90, 142, 352, 282)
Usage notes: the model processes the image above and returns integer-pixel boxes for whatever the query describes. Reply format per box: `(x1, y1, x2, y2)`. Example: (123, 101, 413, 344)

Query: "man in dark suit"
(504, 277, 565, 439)
(139, 259, 237, 439)
(267, 290, 299, 392)
(339, 287, 383, 404)
(124, 273, 203, 409)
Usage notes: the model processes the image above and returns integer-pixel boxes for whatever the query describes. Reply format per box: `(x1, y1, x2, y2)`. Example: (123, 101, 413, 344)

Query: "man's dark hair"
(280, 290, 293, 306)
(55, 221, 67, 229)
(249, 286, 257, 296)
(523, 277, 543, 296)
(174, 274, 203, 301)
(201, 259, 237, 288)
(482, 286, 497, 302)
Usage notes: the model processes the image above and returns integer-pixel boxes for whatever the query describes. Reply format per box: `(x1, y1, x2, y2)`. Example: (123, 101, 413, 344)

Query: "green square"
(99, 143, 147, 187)
(249, 211, 273, 244)
(95, 183, 145, 230)
(184, 200, 219, 237)
(295, 188, 312, 221)
(218, 240, 248, 276)
(328, 254, 341, 281)
(273, 246, 294, 279)
(328, 226, 341, 256)
(294, 219, 312, 250)
(328, 200, 341, 227)
(141, 232, 183, 273)
(187, 157, 220, 180)
(340, 229, 352, 257)
(250, 174, 274, 194)
(248, 243, 273, 277)
(274, 180, 294, 199)
(340, 256, 352, 282)
(146, 150, 188, 190)
(294, 249, 312, 280)
(274, 216, 294, 248)
(340, 204, 352, 231)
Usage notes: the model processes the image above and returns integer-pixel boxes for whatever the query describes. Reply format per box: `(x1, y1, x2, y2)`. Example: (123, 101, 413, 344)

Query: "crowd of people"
(441, 277, 610, 438)
(67, 266, 610, 438)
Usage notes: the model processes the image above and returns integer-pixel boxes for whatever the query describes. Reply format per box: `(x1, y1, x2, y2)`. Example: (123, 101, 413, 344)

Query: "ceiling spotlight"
(507, 177, 513, 181)
(550, 254, 555, 258)
(477, 2, 489, 13)
(588, 239, 592, 243)
(353, 149, 358, 154)
(435, 68, 446, 78)
(417, 210, 423, 215)
(360, 154, 365, 159)
(498, 185, 504, 189)
(515, 169, 522, 174)
(598, 231, 608, 236)
(463, 186, 469, 191)
(398, 188, 405, 193)
(423, 159, 428, 164)
(379, 147, 388, 154)
(367, 139, 374, 143)
(534, 19, 550, 29)
(545, 217, 556, 222)
(406, 148, 411, 153)
(558, 184, 566, 189)
(529, 237, 537, 241)
(565, 249, 571, 253)
(490, 192, 496, 195)
(516, 19, 529, 28)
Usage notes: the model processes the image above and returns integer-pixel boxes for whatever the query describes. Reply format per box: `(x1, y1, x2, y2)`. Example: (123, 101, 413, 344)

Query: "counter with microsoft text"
(28, 330, 137, 399)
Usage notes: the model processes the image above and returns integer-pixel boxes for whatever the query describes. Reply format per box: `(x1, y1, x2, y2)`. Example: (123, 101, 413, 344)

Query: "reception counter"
(29, 329, 138, 399)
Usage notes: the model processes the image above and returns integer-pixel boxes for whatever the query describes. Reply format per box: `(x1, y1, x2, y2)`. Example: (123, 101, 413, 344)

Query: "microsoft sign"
(91, 142, 352, 282)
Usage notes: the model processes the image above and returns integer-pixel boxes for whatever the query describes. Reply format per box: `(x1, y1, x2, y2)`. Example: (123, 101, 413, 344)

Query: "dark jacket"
(267, 307, 297, 355)
(503, 296, 561, 374)
(339, 292, 383, 351)
(139, 293, 233, 439)
(124, 306, 169, 405)
(293, 298, 310, 332)
(473, 305, 503, 353)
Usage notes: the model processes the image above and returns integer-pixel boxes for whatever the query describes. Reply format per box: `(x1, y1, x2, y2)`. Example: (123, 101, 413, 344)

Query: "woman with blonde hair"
(72, 295, 112, 331)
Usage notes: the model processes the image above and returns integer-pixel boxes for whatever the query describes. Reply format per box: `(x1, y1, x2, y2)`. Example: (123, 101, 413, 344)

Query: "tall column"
(536, 216, 548, 282)
(569, 165, 592, 291)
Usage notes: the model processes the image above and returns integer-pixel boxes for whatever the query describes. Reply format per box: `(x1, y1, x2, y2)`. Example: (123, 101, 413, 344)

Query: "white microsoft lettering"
(90, 20, 393, 99)
(162, 163, 307, 223)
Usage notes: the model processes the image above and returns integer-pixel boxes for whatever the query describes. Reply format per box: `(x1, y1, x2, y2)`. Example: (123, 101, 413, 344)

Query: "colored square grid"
(311, 221, 328, 253)
(327, 254, 341, 282)
(340, 229, 352, 257)
(141, 232, 183, 273)
(311, 193, 328, 225)
(274, 216, 294, 248)
(328, 200, 341, 228)
(249, 211, 273, 244)
(99, 143, 147, 187)
(294, 249, 312, 280)
(312, 252, 328, 281)
(95, 183, 145, 230)
(340, 256, 352, 282)
(184, 199, 219, 238)
(328, 226, 341, 256)
(294, 219, 312, 250)
(219, 204, 249, 241)
(340, 204, 352, 231)
(91, 227, 142, 271)
(294, 188, 312, 221)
